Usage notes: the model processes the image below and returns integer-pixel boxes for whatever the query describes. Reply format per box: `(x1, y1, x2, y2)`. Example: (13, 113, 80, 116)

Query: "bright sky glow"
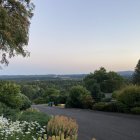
(1, 0, 140, 75)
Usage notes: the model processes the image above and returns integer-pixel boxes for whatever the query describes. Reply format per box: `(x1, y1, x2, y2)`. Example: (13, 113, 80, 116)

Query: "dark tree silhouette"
(133, 59, 140, 85)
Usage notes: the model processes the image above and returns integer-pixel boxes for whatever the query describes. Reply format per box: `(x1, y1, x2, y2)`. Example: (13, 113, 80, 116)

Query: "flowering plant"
(0, 116, 46, 140)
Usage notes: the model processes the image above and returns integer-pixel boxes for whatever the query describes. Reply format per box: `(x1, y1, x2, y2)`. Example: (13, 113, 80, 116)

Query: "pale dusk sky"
(1, 0, 140, 75)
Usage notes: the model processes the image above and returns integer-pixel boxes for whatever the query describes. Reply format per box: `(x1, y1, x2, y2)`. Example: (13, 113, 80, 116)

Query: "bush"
(33, 97, 46, 104)
(0, 81, 31, 110)
(81, 94, 94, 109)
(131, 107, 140, 114)
(117, 85, 140, 108)
(93, 102, 106, 111)
(104, 102, 129, 113)
(66, 85, 94, 109)
(47, 116, 78, 140)
(93, 101, 129, 113)
(112, 91, 118, 99)
(19, 108, 51, 126)
(0, 102, 20, 121)
(20, 94, 31, 110)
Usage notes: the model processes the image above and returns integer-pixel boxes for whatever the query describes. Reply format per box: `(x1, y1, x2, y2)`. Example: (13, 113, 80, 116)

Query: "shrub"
(81, 94, 94, 109)
(0, 102, 20, 121)
(93, 101, 129, 113)
(66, 85, 94, 108)
(93, 102, 106, 111)
(20, 94, 31, 110)
(19, 109, 51, 126)
(131, 107, 140, 114)
(104, 102, 129, 113)
(117, 85, 140, 108)
(0, 81, 31, 110)
(0, 81, 21, 108)
(112, 91, 118, 99)
(47, 116, 78, 140)
(33, 97, 46, 104)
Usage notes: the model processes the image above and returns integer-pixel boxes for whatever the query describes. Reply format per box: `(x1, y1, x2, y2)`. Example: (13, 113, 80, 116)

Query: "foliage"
(0, 81, 22, 108)
(20, 94, 31, 110)
(47, 116, 78, 140)
(0, 81, 31, 109)
(81, 94, 94, 109)
(112, 91, 118, 99)
(66, 85, 94, 108)
(0, 102, 20, 121)
(93, 101, 128, 113)
(19, 80, 80, 104)
(20, 84, 40, 100)
(131, 107, 140, 114)
(19, 109, 51, 126)
(0, 116, 46, 140)
(104, 102, 128, 113)
(133, 59, 140, 85)
(83, 73, 102, 101)
(34, 97, 46, 104)
(93, 102, 106, 111)
(117, 85, 140, 108)
(44, 88, 60, 105)
(84, 67, 124, 101)
(0, 0, 34, 65)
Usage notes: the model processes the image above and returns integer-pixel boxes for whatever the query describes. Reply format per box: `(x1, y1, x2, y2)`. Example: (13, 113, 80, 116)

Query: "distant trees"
(20, 84, 44, 100)
(0, 0, 34, 65)
(133, 59, 140, 85)
(44, 88, 60, 105)
(84, 67, 124, 101)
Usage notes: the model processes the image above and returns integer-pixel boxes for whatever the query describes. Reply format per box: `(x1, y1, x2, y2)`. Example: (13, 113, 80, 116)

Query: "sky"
(1, 0, 140, 75)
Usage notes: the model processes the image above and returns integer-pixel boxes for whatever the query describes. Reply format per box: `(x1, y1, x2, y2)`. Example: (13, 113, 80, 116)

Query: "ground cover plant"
(19, 108, 51, 126)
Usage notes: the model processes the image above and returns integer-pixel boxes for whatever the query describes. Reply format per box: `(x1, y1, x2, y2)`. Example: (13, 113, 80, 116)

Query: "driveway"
(32, 105, 140, 140)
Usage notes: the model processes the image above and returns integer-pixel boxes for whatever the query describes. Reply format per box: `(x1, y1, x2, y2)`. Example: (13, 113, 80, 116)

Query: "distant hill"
(0, 71, 134, 81)
(0, 74, 87, 81)
(117, 71, 134, 79)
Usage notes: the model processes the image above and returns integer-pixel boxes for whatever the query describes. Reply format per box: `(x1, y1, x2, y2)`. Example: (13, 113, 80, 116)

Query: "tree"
(83, 75, 101, 101)
(84, 67, 124, 101)
(133, 59, 140, 85)
(0, 0, 34, 65)
(93, 67, 108, 83)
(101, 71, 124, 93)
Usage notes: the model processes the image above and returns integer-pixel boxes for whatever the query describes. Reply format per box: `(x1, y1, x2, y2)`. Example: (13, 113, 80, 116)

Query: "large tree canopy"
(84, 67, 124, 101)
(0, 0, 34, 65)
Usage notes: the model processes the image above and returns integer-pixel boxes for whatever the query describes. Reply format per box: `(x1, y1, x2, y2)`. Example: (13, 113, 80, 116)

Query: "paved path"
(33, 105, 140, 140)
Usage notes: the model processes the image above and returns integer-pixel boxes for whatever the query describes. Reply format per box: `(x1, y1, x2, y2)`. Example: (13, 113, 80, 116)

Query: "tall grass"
(47, 116, 78, 140)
